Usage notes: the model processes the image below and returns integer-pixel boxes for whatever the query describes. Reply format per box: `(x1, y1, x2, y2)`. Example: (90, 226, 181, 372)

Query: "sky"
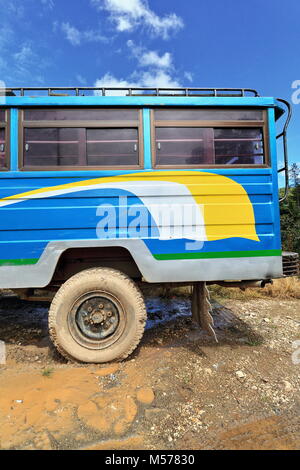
(0, 0, 299, 175)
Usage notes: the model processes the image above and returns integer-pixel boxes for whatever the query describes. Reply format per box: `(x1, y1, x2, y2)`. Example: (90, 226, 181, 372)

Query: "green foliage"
(280, 171, 300, 254)
(41, 367, 54, 378)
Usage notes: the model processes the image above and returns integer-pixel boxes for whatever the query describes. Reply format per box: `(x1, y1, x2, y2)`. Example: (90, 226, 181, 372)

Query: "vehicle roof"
(0, 86, 286, 120)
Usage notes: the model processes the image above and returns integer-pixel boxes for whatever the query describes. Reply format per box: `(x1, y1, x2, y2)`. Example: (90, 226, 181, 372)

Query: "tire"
(48, 268, 147, 363)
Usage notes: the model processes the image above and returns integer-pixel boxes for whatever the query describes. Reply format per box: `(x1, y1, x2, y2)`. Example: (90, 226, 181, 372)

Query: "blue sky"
(0, 0, 299, 172)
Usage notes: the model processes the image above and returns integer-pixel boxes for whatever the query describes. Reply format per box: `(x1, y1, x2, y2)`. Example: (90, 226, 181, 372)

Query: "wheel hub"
(75, 296, 119, 340)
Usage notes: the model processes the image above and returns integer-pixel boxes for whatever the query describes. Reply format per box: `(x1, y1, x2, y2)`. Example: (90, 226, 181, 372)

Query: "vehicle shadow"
(0, 292, 264, 364)
(141, 295, 264, 355)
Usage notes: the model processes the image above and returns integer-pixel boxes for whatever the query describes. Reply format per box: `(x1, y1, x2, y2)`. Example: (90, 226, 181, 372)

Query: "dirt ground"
(0, 289, 299, 450)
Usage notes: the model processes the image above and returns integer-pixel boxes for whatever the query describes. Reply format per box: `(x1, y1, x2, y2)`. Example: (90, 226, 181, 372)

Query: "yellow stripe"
(3, 171, 259, 241)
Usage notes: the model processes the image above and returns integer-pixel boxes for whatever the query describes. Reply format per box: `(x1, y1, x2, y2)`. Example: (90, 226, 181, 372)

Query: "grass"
(246, 338, 263, 346)
(210, 277, 300, 301)
(41, 367, 54, 378)
(144, 277, 300, 301)
(263, 277, 300, 299)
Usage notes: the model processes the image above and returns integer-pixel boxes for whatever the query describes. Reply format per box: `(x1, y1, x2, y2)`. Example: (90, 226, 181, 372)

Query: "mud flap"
(192, 282, 218, 342)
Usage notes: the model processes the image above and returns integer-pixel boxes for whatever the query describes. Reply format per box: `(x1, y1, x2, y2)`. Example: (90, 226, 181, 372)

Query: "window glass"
(155, 127, 264, 166)
(0, 128, 5, 168)
(23, 127, 140, 167)
(87, 128, 139, 166)
(0, 110, 5, 121)
(214, 128, 264, 165)
(24, 128, 84, 166)
(155, 127, 213, 165)
(154, 108, 263, 121)
(24, 108, 138, 121)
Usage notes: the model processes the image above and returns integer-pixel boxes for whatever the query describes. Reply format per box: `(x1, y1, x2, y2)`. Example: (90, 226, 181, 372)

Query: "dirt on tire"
(48, 268, 147, 363)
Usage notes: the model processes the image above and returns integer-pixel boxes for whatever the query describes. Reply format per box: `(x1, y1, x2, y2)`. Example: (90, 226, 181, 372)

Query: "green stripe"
(153, 249, 282, 261)
(0, 249, 282, 265)
(0, 258, 38, 266)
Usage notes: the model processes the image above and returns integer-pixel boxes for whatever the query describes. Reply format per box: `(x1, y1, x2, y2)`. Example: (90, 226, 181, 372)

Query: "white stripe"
(0, 181, 207, 241)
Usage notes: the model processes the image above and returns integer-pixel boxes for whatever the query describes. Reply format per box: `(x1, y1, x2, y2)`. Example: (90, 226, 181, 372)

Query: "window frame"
(0, 110, 10, 171)
(19, 108, 144, 171)
(150, 108, 270, 169)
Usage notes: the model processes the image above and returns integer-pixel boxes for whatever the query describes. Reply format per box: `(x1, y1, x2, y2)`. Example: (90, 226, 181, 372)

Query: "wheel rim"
(68, 290, 126, 350)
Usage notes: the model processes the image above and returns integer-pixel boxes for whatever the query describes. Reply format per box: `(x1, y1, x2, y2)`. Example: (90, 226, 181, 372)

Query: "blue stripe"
(268, 107, 281, 250)
(142, 109, 152, 170)
(9, 108, 18, 171)
(0, 96, 278, 107)
(0, 167, 273, 179)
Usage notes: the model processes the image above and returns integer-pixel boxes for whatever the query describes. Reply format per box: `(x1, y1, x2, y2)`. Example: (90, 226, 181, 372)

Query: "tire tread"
(48, 268, 147, 363)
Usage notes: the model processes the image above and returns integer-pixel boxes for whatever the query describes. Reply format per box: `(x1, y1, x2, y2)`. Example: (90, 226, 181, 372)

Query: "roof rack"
(0, 86, 260, 97)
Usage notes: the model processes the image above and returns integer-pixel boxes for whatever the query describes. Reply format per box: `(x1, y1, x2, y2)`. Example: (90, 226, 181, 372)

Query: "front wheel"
(48, 268, 147, 363)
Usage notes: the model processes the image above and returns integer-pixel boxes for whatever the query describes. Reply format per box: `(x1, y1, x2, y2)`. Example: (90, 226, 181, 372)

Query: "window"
(214, 128, 264, 165)
(24, 128, 84, 166)
(155, 127, 213, 166)
(154, 108, 263, 121)
(24, 108, 138, 121)
(21, 108, 142, 169)
(87, 128, 139, 166)
(0, 110, 8, 170)
(152, 108, 268, 167)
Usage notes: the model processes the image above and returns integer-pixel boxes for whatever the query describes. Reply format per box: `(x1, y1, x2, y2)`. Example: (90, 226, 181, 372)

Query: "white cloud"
(0, 9, 51, 85)
(61, 22, 107, 46)
(3, 42, 49, 84)
(6, 2, 25, 19)
(41, 0, 55, 9)
(61, 22, 81, 46)
(0, 25, 14, 49)
(76, 74, 87, 85)
(94, 73, 137, 95)
(127, 40, 173, 69)
(94, 69, 180, 95)
(139, 50, 172, 68)
(184, 71, 193, 83)
(139, 70, 180, 87)
(91, 0, 184, 39)
(13, 45, 36, 65)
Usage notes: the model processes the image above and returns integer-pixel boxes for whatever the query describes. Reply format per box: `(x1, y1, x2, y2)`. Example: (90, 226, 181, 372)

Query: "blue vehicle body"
(0, 92, 286, 288)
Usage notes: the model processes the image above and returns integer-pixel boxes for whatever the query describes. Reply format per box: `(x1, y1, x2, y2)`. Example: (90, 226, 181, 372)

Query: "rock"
(95, 364, 119, 377)
(283, 381, 293, 392)
(136, 387, 155, 405)
(236, 370, 246, 379)
(144, 408, 165, 419)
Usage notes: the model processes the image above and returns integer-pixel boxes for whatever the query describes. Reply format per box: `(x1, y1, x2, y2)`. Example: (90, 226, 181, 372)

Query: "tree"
(280, 185, 300, 254)
(289, 163, 300, 187)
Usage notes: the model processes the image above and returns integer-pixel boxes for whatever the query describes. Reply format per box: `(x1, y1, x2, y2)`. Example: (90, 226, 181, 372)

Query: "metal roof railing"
(0, 86, 260, 97)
